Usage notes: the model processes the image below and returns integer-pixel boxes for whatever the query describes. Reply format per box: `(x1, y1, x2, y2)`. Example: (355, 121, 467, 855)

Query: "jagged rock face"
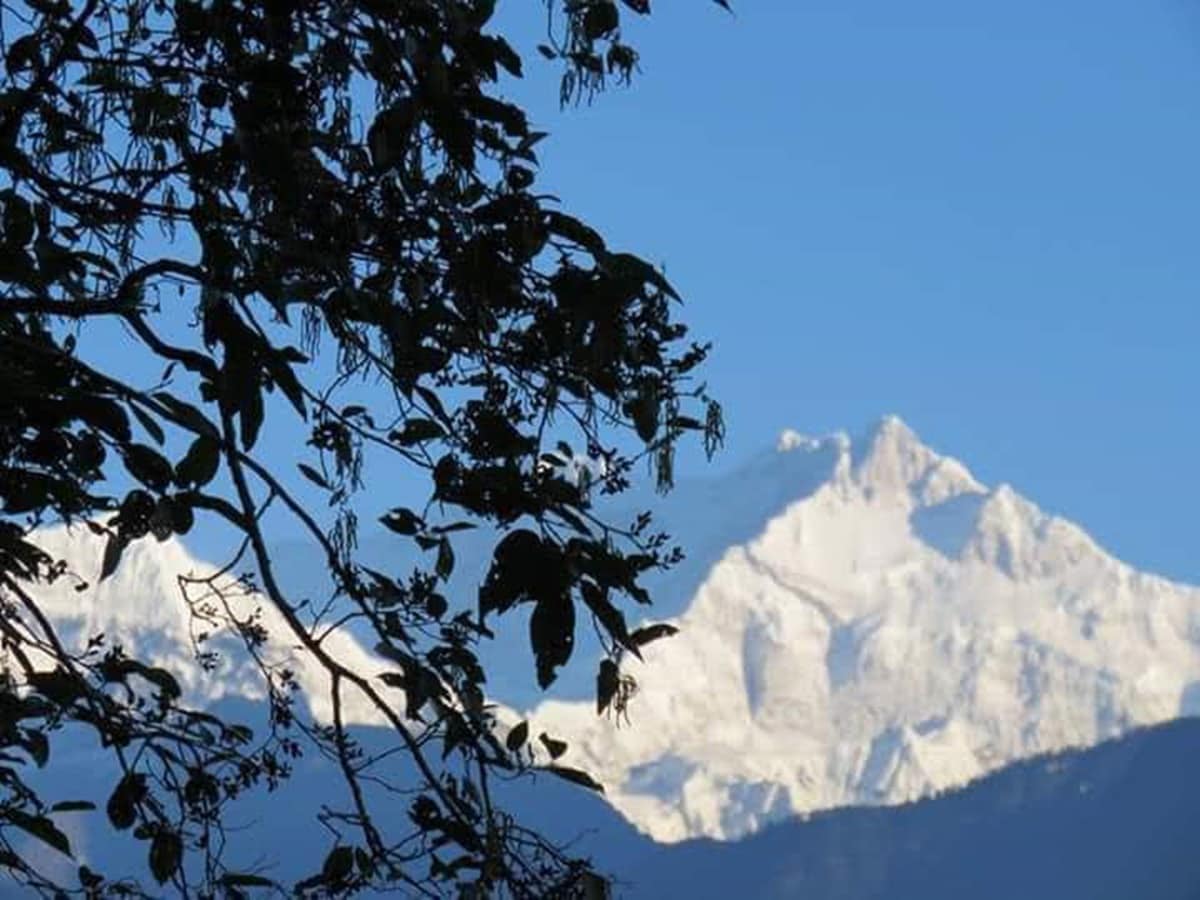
(528, 416, 1200, 842)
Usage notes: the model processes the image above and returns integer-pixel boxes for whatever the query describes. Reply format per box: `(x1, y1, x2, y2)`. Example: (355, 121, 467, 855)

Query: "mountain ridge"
(523, 416, 1200, 841)
(21, 415, 1200, 847)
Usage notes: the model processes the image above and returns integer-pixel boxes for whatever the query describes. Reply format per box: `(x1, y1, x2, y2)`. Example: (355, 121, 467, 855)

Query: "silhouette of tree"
(0, 0, 724, 895)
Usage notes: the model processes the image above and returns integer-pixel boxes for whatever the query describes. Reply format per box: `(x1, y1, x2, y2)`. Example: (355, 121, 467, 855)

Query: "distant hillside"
(21, 713, 1199, 898)
(622, 717, 1200, 899)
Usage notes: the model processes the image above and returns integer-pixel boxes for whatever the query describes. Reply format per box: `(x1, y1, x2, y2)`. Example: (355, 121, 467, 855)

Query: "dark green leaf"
(538, 732, 567, 761)
(219, 873, 275, 888)
(123, 444, 174, 492)
(100, 532, 128, 582)
(149, 829, 182, 884)
(129, 404, 166, 445)
(8, 810, 71, 857)
(531, 591, 575, 688)
(167, 495, 195, 535)
(629, 623, 678, 648)
(238, 385, 264, 450)
(378, 671, 406, 688)
(630, 392, 658, 443)
(4, 35, 40, 74)
(505, 720, 529, 752)
(153, 392, 218, 438)
(583, 1, 619, 39)
(106, 773, 145, 830)
(78, 396, 132, 443)
(393, 418, 444, 445)
(266, 352, 307, 418)
(50, 801, 96, 813)
(22, 729, 48, 767)
(197, 82, 226, 109)
(480, 529, 561, 619)
(543, 765, 603, 793)
(368, 101, 416, 171)
(545, 211, 606, 255)
(581, 580, 636, 657)
(1, 191, 35, 247)
(381, 508, 422, 536)
(322, 845, 355, 883)
(298, 462, 331, 490)
(175, 436, 221, 488)
(597, 659, 620, 715)
(436, 537, 455, 580)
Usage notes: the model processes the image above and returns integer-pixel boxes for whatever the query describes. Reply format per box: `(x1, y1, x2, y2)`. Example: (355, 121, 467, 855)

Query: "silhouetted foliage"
(0, 0, 725, 895)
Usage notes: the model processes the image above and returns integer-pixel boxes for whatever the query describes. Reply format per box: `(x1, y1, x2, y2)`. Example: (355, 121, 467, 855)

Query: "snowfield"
(525, 416, 1200, 840)
(24, 415, 1200, 847)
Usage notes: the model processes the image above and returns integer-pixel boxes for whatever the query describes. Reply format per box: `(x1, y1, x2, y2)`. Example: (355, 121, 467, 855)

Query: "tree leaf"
(580, 580, 637, 657)
(238, 384, 264, 450)
(149, 829, 182, 884)
(505, 720, 529, 752)
(583, 1, 619, 40)
(129, 404, 166, 445)
(479, 529, 561, 619)
(368, 101, 416, 171)
(220, 873, 276, 888)
(22, 729, 48, 767)
(106, 773, 146, 830)
(630, 622, 678, 648)
(543, 765, 603, 793)
(436, 537, 455, 580)
(49, 801, 96, 813)
(393, 418, 444, 445)
(544, 211, 606, 255)
(175, 436, 220, 488)
(380, 507, 422, 536)
(596, 659, 620, 715)
(100, 532, 128, 582)
(322, 845, 355, 883)
(153, 392, 218, 438)
(530, 592, 575, 689)
(124, 444, 174, 492)
(538, 732, 567, 760)
(8, 810, 72, 857)
(298, 462, 331, 490)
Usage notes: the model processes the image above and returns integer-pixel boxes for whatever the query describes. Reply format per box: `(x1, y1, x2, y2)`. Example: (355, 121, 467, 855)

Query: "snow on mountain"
(24, 525, 390, 726)
(526, 415, 1200, 842)
(22, 415, 1200, 852)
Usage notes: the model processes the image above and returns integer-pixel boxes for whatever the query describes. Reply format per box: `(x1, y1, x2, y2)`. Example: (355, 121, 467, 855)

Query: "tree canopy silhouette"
(0, 0, 724, 895)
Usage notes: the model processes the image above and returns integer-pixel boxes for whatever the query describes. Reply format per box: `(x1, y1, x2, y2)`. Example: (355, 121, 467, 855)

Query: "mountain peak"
(527, 418, 1200, 843)
(846, 416, 982, 503)
(855, 414, 927, 463)
(869, 413, 918, 443)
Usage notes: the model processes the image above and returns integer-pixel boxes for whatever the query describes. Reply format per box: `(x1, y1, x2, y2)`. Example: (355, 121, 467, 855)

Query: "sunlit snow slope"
(527, 416, 1200, 841)
(26, 416, 1200, 849)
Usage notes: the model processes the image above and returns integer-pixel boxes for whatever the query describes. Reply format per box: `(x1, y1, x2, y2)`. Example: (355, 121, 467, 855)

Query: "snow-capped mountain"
(25, 525, 391, 727)
(525, 416, 1200, 841)
(22, 415, 1200, 851)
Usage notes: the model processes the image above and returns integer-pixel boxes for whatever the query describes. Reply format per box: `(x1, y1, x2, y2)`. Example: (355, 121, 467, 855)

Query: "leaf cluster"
(0, 0, 725, 895)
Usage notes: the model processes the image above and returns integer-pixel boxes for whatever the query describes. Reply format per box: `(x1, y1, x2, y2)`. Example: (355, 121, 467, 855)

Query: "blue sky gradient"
(487, 0, 1200, 583)
(88, 1, 1200, 586)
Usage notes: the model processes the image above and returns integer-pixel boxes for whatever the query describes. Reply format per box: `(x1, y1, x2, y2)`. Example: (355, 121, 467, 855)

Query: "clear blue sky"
(486, 0, 1200, 584)
(91, 0, 1200, 586)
